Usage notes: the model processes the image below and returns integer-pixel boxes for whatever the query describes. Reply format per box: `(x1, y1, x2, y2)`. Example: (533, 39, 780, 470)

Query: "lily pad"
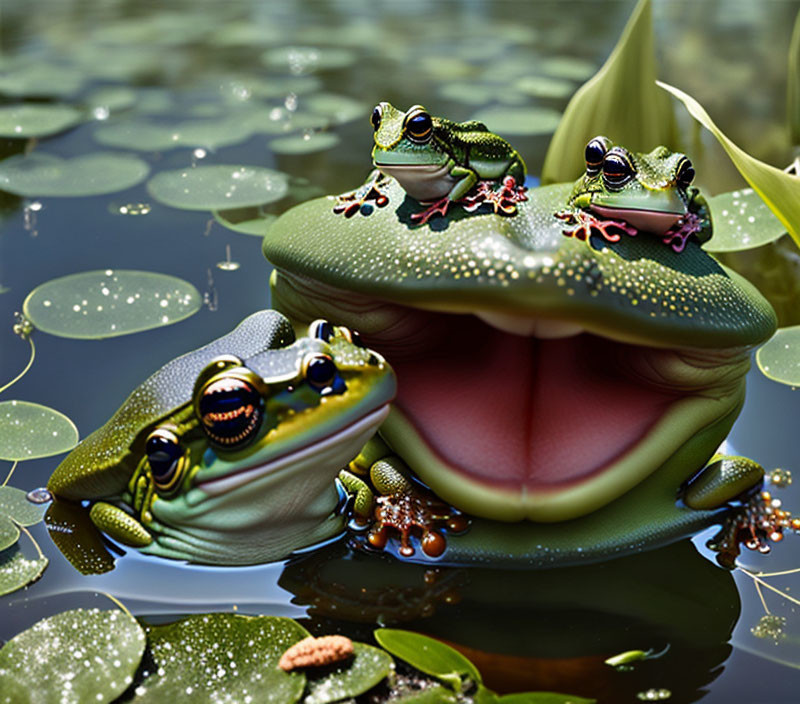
(132, 613, 308, 702)
(756, 326, 800, 387)
(303, 93, 368, 124)
(0, 608, 146, 704)
(538, 56, 597, 81)
(0, 401, 79, 461)
(0, 486, 48, 528)
(542, 0, 676, 183)
(23, 269, 202, 339)
(469, 106, 561, 137)
(0, 516, 17, 552)
(0, 544, 48, 596)
(305, 643, 393, 704)
(659, 80, 800, 251)
(270, 132, 340, 155)
(147, 164, 289, 210)
(262, 46, 357, 74)
(0, 152, 149, 197)
(514, 75, 576, 99)
(706, 188, 786, 252)
(0, 104, 83, 138)
(439, 83, 502, 106)
(0, 63, 85, 98)
(86, 87, 138, 116)
(374, 629, 481, 692)
(213, 208, 277, 236)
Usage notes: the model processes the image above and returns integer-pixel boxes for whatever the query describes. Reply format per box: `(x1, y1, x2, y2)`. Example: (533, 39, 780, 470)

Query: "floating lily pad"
(95, 116, 255, 151)
(94, 121, 180, 151)
(132, 614, 308, 702)
(147, 164, 289, 210)
(213, 208, 277, 236)
(86, 87, 138, 116)
(0, 104, 83, 138)
(0, 486, 48, 529)
(0, 544, 48, 597)
(270, 132, 340, 155)
(538, 56, 597, 81)
(0, 608, 145, 704)
(706, 188, 786, 252)
(209, 22, 283, 47)
(469, 106, 562, 137)
(23, 270, 202, 339)
(0, 401, 79, 461)
(303, 93, 368, 124)
(305, 643, 393, 704)
(262, 46, 357, 74)
(374, 629, 481, 692)
(0, 63, 85, 97)
(756, 326, 800, 387)
(514, 75, 576, 99)
(439, 83, 501, 106)
(0, 152, 149, 197)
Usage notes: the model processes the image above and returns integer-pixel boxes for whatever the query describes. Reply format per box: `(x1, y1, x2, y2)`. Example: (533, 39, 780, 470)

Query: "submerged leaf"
(0, 152, 149, 197)
(0, 544, 48, 596)
(0, 104, 83, 138)
(706, 188, 786, 252)
(541, 0, 676, 183)
(147, 164, 289, 210)
(659, 81, 800, 249)
(23, 269, 202, 339)
(0, 608, 146, 704)
(305, 643, 393, 704)
(374, 629, 481, 692)
(0, 401, 79, 461)
(756, 325, 800, 387)
(133, 613, 308, 702)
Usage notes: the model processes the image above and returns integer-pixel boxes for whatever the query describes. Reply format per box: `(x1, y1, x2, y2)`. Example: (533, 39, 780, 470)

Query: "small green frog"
(47, 311, 396, 566)
(334, 103, 527, 224)
(557, 136, 712, 252)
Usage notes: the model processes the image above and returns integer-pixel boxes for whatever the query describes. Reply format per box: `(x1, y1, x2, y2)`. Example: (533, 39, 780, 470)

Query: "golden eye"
(146, 428, 184, 492)
(404, 108, 433, 144)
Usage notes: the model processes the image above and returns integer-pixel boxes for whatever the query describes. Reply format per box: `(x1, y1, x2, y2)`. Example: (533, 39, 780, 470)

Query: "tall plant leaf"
(789, 9, 800, 145)
(541, 0, 676, 184)
(659, 81, 800, 249)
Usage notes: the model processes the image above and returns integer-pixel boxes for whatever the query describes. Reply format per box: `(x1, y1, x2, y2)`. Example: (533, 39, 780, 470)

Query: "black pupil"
(199, 378, 261, 445)
(307, 356, 336, 388)
(371, 107, 381, 130)
(585, 142, 605, 167)
(313, 321, 335, 342)
(407, 113, 431, 136)
(146, 435, 181, 481)
(678, 162, 695, 187)
(350, 329, 364, 347)
(603, 156, 631, 182)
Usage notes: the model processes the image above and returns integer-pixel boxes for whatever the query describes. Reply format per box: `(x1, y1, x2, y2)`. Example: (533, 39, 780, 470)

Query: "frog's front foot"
(556, 209, 638, 243)
(333, 172, 390, 218)
(410, 196, 452, 225)
(461, 176, 528, 216)
(662, 212, 703, 253)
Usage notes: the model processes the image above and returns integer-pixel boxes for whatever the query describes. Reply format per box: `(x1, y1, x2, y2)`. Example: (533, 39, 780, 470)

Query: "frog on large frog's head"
(264, 119, 777, 563)
(47, 311, 396, 565)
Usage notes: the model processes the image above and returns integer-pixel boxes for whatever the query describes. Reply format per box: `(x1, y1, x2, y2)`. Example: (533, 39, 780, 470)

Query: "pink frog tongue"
(590, 204, 683, 235)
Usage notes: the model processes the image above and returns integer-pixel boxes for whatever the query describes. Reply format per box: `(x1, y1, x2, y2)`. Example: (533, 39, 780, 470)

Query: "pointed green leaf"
(0, 608, 145, 704)
(789, 10, 800, 145)
(541, 0, 676, 184)
(706, 188, 786, 252)
(0, 544, 48, 596)
(304, 642, 393, 704)
(0, 401, 79, 461)
(756, 325, 800, 387)
(0, 486, 47, 526)
(659, 81, 800, 250)
(373, 629, 481, 692)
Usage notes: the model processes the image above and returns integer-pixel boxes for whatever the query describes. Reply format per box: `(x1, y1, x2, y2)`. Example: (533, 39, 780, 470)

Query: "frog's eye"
(602, 151, 634, 190)
(146, 428, 184, 492)
(198, 375, 264, 448)
(339, 327, 365, 347)
(676, 158, 695, 190)
(302, 353, 340, 393)
(371, 105, 382, 131)
(309, 319, 335, 342)
(405, 109, 433, 144)
(584, 136, 610, 177)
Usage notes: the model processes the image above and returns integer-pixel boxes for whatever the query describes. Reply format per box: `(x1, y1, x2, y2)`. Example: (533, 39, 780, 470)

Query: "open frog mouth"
(590, 204, 683, 235)
(272, 272, 751, 522)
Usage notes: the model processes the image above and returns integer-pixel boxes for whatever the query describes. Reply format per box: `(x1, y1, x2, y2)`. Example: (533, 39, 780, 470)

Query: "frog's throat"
(590, 204, 682, 235)
(373, 162, 456, 203)
(272, 274, 752, 523)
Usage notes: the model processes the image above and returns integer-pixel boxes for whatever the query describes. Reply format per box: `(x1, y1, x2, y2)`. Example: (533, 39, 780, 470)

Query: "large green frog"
(47, 310, 396, 566)
(263, 123, 782, 565)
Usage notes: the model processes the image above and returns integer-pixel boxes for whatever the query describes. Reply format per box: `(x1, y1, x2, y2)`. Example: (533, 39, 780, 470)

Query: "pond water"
(2, 1, 800, 702)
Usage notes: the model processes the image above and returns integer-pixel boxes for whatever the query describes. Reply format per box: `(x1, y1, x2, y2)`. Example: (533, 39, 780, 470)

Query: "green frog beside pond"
(264, 119, 786, 566)
(47, 311, 396, 566)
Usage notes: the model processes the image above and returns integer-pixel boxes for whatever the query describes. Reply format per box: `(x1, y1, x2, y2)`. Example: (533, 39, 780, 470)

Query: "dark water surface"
(2, 1, 800, 702)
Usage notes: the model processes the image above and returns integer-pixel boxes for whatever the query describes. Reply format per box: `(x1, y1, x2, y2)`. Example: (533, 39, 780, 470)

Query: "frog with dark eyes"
(557, 136, 712, 253)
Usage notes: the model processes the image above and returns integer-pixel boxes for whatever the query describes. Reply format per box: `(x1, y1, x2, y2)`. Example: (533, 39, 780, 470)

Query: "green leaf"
(756, 325, 800, 387)
(0, 486, 48, 526)
(304, 642, 393, 704)
(0, 515, 18, 552)
(0, 544, 48, 596)
(658, 80, 800, 251)
(132, 614, 308, 702)
(23, 269, 202, 339)
(469, 106, 562, 137)
(0, 608, 146, 704)
(706, 188, 787, 252)
(303, 93, 368, 124)
(497, 694, 596, 704)
(391, 685, 458, 704)
(541, 0, 676, 184)
(213, 208, 277, 236)
(270, 132, 341, 155)
(373, 629, 481, 692)
(0, 401, 79, 461)
(0, 104, 83, 138)
(262, 46, 357, 74)
(789, 9, 800, 145)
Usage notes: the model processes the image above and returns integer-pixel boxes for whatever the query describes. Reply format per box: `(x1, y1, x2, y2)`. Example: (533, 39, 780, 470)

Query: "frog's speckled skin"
(48, 310, 396, 565)
(263, 156, 776, 563)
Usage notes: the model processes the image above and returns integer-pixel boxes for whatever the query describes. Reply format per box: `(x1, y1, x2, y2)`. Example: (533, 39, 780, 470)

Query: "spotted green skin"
(263, 140, 778, 563)
(47, 311, 396, 565)
(372, 102, 526, 202)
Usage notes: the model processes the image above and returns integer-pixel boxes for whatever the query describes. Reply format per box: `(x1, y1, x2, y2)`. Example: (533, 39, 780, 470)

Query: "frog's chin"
(589, 204, 683, 234)
(373, 162, 456, 202)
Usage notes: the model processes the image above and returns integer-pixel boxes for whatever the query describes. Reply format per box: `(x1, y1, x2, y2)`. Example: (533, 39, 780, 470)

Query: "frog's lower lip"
(195, 404, 390, 496)
(589, 204, 683, 234)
